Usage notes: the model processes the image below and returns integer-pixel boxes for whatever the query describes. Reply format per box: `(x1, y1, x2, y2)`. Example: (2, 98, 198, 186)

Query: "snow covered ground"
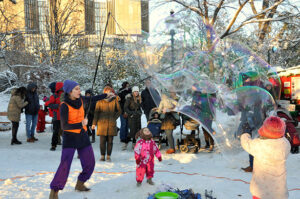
(0, 93, 299, 199)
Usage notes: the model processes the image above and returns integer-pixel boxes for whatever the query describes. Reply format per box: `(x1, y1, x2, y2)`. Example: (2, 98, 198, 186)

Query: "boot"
(27, 138, 35, 142)
(208, 145, 214, 152)
(100, 155, 105, 161)
(147, 178, 155, 185)
(75, 180, 90, 192)
(49, 189, 58, 199)
(137, 182, 142, 187)
(50, 146, 56, 151)
(11, 139, 22, 145)
(32, 137, 38, 141)
(106, 155, 111, 162)
(122, 143, 128, 151)
(11, 125, 21, 145)
(166, 148, 175, 154)
(242, 166, 253, 172)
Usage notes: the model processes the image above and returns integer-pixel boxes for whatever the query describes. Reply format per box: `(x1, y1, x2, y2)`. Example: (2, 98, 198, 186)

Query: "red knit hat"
(258, 116, 286, 139)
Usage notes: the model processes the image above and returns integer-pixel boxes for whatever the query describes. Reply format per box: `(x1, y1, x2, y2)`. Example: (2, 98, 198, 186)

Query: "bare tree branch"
(220, 0, 249, 39)
(211, 0, 225, 25)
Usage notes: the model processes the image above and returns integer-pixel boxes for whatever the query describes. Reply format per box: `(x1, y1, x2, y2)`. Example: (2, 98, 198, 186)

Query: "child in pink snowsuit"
(134, 127, 162, 186)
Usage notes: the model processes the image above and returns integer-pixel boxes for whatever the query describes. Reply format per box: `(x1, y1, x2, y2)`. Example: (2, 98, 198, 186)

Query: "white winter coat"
(241, 134, 291, 199)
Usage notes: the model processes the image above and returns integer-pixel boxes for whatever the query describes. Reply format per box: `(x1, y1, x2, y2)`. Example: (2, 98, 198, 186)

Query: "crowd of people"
(5, 77, 299, 199)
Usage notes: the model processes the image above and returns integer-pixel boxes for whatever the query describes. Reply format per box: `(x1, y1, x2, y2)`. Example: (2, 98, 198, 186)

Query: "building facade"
(0, 0, 149, 49)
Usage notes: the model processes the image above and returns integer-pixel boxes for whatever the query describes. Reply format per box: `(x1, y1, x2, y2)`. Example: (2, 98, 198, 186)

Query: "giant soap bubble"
(134, 12, 280, 160)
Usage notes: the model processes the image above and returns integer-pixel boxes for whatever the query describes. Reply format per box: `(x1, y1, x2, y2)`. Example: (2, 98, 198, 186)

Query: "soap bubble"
(133, 12, 280, 161)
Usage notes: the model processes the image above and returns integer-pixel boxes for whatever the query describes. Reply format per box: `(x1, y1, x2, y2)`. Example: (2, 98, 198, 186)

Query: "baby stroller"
(176, 114, 201, 153)
(147, 108, 168, 149)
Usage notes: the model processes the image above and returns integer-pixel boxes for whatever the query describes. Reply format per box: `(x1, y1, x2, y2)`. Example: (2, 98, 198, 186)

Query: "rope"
(1, 170, 299, 192)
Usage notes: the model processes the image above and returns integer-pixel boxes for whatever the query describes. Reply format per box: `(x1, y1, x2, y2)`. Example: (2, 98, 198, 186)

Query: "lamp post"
(165, 10, 178, 68)
(267, 46, 278, 65)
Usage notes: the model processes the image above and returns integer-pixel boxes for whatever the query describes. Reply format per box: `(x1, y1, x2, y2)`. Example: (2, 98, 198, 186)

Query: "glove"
(136, 159, 141, 165)
(123, 113, 128, 119)
(158, 157, 162, 162)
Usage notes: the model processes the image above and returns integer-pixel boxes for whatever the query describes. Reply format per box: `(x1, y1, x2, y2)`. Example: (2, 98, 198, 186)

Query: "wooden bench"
(0, 112, 7, 116)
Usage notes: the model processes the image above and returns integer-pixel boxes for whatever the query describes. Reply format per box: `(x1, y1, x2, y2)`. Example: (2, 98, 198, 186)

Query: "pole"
(170, 29, 175, 68)
(85, 12, 111, 117)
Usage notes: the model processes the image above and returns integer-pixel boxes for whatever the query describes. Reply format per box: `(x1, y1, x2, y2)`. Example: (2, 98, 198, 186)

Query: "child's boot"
(147, 178, 155, 185)
(137, 182, 142, 187)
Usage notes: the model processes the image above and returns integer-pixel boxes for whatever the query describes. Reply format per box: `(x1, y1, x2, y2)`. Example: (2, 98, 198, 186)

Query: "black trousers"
(52, 120, 60, 147)
(100, 135, 114, 156)
(203, 128, 214, 146)
(11, 121, 19, 140)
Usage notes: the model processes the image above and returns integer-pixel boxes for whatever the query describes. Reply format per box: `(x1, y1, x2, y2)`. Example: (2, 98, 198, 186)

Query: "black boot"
(11, 122, 21, 145)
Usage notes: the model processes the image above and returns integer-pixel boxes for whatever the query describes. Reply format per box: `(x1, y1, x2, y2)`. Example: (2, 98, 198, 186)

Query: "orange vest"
(62, 100, 87, 134)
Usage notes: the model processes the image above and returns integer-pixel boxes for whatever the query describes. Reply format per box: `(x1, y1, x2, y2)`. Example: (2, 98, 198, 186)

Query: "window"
(85, 0, 95, 34)
(24, 0, 39, 33)
(95, 2, 101, 35)
(38, 0, 48, 34)
(99, 1, 107, 36)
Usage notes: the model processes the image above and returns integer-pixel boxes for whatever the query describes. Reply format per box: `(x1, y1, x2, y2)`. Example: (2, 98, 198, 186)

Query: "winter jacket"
(134, 139, 161, 166)
(141, 88, 158, 116)
(124, 94, 142, 138)
(60, 93, 107, 149)
(118, 87, 132, 113)
(45, 82, 63, 121)
(25, 83, 40, 115)
(276, 108, 299, 146)
(92, 96, 121, 136)
(159, 95, 179, 131)
(241, 134, 291, 199)
(7, 89, 28, 122)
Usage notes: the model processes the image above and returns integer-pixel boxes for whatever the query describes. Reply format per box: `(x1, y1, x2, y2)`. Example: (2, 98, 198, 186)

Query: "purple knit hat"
(63, 80, 79, 93)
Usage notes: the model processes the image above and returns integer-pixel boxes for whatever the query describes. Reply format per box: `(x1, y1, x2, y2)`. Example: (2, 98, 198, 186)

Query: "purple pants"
(50, 145, 95, 191)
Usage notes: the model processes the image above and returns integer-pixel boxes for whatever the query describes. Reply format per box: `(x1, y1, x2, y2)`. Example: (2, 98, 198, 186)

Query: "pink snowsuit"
(134, 139, 161, 183)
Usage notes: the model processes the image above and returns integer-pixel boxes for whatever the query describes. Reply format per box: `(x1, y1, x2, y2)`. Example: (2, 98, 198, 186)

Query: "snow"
(0, 93, 299, 199)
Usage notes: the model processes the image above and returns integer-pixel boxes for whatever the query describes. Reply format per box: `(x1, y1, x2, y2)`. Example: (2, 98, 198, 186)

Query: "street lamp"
(267, 46, 278, 65)
(165, 10, 179, 68)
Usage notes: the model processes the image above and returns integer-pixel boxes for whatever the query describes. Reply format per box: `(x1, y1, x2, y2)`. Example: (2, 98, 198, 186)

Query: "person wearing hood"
(7, 87, 28, 145)
(134, 127, 162, 187)
(25, 83, 40, 142)
(49, 80, 114, 199)
(118, 81, 132, 150)
(241, 116, 291, 199)
(47, 82, 56, 121)
(141, 79, 159, 121)
(92, 86, 121, 161)
(45, 82, 64, 151)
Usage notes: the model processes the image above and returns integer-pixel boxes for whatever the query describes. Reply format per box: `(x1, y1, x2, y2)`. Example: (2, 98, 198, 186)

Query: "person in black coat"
(118, 81, 132, 150)
(25, 83, 40, 142)
(141, 79, 159, 121)
(84, 89, 96, 143)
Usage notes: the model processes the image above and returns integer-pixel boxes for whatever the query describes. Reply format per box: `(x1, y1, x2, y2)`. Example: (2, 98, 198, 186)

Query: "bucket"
(155, 192, 179, 199)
